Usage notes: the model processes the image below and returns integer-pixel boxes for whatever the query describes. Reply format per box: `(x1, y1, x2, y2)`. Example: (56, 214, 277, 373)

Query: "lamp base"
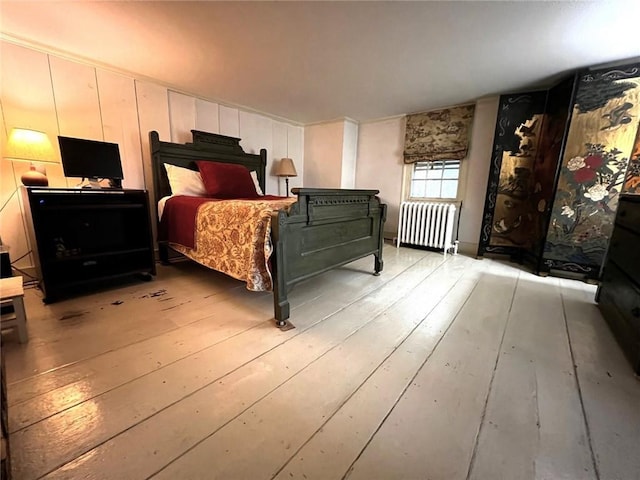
(21, 168, 48, 187)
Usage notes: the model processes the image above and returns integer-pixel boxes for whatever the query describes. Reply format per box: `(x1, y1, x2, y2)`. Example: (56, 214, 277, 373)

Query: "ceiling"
(1, 1, 640, 125)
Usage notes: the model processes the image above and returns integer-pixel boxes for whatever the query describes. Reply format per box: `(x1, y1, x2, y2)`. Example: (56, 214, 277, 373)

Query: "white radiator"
(397, 202, 458, 255)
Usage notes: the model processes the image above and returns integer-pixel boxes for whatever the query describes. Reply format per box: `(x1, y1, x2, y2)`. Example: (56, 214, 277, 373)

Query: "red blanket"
(158, 195, 287, 249)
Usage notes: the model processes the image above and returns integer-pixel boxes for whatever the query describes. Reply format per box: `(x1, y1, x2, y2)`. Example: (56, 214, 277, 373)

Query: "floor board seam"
(8, 255, 408, 402)
(6, 289, 249, 388)
(142, 254, 455, 480)
(8, 319, 269, 434)
(560, 284, 601, 480)
(464, 271, 520, 480)
(8, 257, 637, 480)
(33, 251, 441, 479)
(271, 259, 476, 479)
(340, 263, 482, 480)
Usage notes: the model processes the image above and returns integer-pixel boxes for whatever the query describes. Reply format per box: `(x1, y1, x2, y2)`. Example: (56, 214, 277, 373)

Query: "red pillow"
(196, 161, 259, 199)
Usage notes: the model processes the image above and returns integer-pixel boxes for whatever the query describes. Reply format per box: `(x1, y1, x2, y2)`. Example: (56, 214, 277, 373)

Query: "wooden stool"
(0, 277, 27, 343)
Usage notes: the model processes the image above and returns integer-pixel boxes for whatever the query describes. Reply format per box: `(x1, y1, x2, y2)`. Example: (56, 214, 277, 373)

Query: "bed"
(150, 130, 387, 329)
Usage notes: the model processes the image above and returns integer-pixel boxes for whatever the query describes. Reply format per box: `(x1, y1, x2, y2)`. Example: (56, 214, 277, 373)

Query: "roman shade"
(403, 104, 475, 164)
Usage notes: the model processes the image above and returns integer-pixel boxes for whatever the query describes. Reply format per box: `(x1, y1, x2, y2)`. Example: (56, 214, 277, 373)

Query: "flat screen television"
(58, 136, 124, 186)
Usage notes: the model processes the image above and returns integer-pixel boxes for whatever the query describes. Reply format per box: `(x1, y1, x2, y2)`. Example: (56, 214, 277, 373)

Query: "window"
(409, 160, 460, 199)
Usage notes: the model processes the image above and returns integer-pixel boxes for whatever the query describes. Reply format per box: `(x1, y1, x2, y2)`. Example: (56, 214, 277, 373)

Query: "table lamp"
(4, 128, 57, 186)
(275, 157, 297, 197)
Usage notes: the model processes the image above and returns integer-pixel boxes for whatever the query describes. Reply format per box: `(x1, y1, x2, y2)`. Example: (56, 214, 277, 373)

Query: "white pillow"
(164, 163, 207, 196)
(250, 171, 264, 196)
(157, 195, 172, 220)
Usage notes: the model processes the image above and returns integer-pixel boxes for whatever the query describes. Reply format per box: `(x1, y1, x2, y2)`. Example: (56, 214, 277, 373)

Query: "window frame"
(403, 159, 468, 203)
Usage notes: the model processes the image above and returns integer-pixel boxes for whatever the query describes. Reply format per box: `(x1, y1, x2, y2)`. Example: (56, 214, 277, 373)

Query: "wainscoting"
(2, 247, 639, 479)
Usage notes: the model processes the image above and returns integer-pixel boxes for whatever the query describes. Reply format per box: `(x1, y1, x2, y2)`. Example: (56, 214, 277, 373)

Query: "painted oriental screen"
(479, 61, 640, 279)
(543, 64, 640, 277)
(478, 92, 549, 256)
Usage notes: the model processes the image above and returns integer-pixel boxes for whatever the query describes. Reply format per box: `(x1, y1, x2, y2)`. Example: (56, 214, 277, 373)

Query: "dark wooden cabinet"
(596, 194, 640, 374)
(22, 187, 156, 302)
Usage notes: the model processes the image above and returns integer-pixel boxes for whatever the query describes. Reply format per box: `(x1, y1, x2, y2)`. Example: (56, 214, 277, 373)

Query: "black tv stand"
(22, 187, 156, 302)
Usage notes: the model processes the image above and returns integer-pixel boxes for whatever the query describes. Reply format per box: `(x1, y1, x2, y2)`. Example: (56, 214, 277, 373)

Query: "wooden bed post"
(374, 203, 387, 276)
(158, 242, 170, 264)
(271, 210, 291, 329)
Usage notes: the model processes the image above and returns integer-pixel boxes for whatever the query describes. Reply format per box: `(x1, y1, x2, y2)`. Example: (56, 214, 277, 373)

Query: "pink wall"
(355, 117, 405, 236)
(355, 97, 500, 253)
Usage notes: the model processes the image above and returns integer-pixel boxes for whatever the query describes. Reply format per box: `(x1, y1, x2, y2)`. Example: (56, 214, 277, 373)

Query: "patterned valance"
(404, 104, 476, 164)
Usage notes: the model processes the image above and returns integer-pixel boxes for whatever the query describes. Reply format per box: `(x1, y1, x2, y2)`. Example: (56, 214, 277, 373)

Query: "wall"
(304, 118, 359, 189)
(341, 119, 358, 189)
(1, 38, 501, 274)
(355, 97, 500, 253)
(457, 96, 500, 254)
(0, 40, 303, 272)
(355, 116, 405, 237)
(304, 121, 344, 188)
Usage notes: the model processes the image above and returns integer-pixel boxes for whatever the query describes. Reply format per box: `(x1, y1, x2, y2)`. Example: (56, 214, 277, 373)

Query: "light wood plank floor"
(2, 246, 639, 480)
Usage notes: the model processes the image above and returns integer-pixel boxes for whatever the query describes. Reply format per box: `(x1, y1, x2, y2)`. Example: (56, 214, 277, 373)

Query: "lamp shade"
(4, 128, 56, 163)
(4, 128, 57, 186)
(275, 157, 297, 177)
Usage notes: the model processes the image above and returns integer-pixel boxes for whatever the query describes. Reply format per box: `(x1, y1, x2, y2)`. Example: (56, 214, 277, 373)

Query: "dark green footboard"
(271, 188, 386, 327)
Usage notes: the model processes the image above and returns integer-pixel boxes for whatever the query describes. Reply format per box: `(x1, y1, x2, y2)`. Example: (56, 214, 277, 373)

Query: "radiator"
(397, 202, 458, 254)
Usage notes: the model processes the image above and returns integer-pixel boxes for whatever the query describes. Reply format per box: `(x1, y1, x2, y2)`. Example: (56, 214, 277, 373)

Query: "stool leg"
(12, 296, 28, 343)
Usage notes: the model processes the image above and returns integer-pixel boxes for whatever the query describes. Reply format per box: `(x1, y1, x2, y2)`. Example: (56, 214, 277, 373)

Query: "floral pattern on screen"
(555, 143, 628, 233)
(544, 65, 640, 270)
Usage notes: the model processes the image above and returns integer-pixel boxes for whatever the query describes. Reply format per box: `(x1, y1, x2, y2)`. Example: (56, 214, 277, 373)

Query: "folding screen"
(479, 61, 640, 280)
(541, 62, 640, 278)
(477, 91, 549, 257)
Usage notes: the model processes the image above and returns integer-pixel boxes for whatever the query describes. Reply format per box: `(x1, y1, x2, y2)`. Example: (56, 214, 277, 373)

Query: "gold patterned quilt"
(170, 197, 296, 291)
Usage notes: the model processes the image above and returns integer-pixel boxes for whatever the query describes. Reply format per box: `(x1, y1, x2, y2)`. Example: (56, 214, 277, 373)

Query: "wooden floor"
(2, 246, 639, 480)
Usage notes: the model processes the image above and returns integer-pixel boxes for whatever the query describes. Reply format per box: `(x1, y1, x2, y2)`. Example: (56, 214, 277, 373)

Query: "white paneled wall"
(0, 42, 61, 270)
(239, 110, 274, 190)
(134, 80, 171, 243)
(195, 99, 219, 133)
(165, 94, 304, 198)
(49, 56, 103, 141)
(272, 122, 289, 196)
(239, 110, 273, 158)
(0, 39, 303, 272)
(286, 124, 304, 194)
(97, 70, 145, 189)
(219, 105, 240, 137)
(168, 91, 196, 144)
